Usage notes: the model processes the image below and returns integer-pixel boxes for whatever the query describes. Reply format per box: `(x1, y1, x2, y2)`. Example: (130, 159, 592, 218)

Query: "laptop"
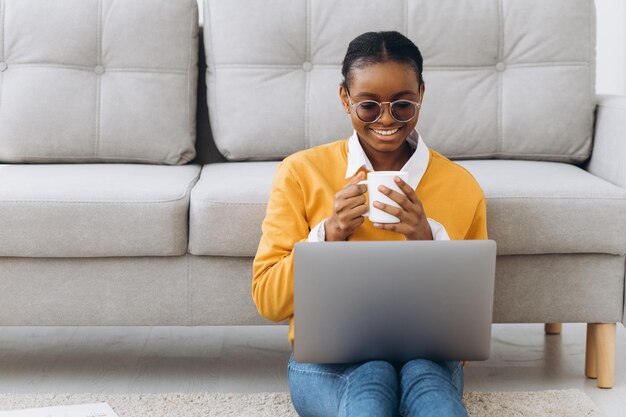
(293, 240, 497, 364)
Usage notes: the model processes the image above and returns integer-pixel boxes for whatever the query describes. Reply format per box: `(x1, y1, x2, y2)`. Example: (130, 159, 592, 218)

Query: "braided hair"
(341, 31, 424, 92)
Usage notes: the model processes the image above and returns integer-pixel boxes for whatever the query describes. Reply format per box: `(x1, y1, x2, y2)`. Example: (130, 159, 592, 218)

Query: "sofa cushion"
(189, 160, 626, 257)
(203, 0, 595, 163)
(189, 162, 276, 257)
(0, 164, 200, 257)
(456, 160, 626, 256)
(0, 0, 198, 165)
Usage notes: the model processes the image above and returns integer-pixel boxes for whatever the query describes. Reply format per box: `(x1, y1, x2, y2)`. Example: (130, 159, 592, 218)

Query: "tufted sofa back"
(0, 0, 199, 165)
(203, 0, 596, 163)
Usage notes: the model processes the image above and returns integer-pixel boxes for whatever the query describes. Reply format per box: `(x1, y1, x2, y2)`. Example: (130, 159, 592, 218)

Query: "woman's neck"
(362, 139, 414, 172)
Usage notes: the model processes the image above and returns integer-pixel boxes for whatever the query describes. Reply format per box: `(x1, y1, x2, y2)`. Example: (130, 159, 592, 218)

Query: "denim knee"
(341, 360, 399, 417)
(398, 359, 467, 417)
(288, 353, 353, 417)
(354, 360, 398, 380)
(400, 358, 464, 396)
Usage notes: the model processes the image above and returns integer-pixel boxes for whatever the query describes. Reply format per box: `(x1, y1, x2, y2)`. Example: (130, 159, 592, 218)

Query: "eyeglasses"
(346, 92, 421, 123)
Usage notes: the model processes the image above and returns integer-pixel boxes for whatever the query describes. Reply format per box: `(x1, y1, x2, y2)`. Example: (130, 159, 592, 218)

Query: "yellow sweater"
(252, 138, 488, 350)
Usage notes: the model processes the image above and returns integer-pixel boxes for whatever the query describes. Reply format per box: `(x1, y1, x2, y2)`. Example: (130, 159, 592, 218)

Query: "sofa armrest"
(585, 95, 626, 189)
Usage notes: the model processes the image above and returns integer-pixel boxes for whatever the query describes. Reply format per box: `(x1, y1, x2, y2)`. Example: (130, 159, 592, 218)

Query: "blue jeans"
(288, 353, 467, 417)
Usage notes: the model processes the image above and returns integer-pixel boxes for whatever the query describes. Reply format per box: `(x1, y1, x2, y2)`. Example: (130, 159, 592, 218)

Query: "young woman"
(253, 31, 487, 417)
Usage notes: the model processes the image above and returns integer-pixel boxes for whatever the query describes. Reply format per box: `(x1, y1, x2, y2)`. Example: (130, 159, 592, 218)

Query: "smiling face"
(339, 60, 425, 157)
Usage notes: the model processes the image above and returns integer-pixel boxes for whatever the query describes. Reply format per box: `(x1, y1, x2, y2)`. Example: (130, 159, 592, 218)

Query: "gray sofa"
(0, 0, 624, 390)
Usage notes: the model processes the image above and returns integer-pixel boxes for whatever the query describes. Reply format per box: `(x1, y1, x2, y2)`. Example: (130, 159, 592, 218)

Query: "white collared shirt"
(308, 128, 450, 241)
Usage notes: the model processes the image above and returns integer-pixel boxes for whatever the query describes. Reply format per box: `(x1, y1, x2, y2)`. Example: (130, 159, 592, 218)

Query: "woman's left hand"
(372, 176, 433, 240)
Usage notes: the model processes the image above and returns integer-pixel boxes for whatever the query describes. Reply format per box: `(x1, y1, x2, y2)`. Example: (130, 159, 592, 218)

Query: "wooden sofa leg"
(595, 323, 616, 389)
(585, 323, 597, 379)
(586, 323, 616, 388)
(545, 323, 562, 335)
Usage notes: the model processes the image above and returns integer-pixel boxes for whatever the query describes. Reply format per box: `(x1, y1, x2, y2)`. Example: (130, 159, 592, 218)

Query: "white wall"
(596, 0, 626, 95)
(196, 0, 626, 96)
(197, 0, 204, 26)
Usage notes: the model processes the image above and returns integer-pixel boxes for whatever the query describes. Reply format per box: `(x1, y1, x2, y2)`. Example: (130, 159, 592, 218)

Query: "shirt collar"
(345, 128, 431, 189)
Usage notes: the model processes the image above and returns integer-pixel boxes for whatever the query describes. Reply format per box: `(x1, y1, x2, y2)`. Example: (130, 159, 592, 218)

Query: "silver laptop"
(293, 240, 497, 364)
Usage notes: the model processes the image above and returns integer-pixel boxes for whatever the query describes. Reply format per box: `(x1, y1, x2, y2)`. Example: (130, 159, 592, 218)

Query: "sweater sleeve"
(464, 195, 488, 240)
(252, 161, 310, 322)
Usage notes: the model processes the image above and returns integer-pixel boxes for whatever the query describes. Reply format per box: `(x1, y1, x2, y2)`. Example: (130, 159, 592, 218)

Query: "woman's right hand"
(325, 171, 368, 241)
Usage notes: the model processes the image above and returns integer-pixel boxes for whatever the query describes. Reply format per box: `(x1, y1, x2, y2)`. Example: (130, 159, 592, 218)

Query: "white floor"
(0, 323, 624, 416)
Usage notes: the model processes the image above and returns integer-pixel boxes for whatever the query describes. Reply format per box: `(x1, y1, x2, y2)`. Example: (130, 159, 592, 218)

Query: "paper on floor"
(0, 402, 120, 417)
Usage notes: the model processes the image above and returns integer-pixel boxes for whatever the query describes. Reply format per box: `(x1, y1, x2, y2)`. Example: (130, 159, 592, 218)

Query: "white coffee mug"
(358, 171, 409, 224)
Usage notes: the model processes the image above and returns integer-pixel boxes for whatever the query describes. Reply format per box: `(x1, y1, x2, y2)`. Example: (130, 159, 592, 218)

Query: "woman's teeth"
(371, 128, 400, 136)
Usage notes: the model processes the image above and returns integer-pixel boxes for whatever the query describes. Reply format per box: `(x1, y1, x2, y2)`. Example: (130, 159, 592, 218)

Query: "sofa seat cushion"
(0, 164, 200, 257)
(190, 160, 626, 258)
(189, 162, 277, 257)
(457, 160, 626, 256)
